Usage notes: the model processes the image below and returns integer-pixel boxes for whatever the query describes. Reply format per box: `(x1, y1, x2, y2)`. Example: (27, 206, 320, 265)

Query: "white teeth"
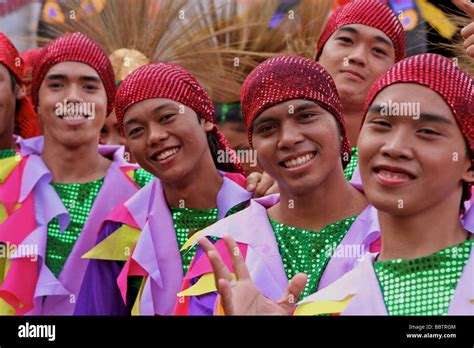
(284, 153, 315, 169)
(156, 147, 179, 161)
(378, 169, 411, 180)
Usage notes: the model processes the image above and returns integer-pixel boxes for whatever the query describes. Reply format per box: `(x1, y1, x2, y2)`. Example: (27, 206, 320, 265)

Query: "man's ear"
(202, 119, 214, 133)
(463, 166, 474, 185)
(14, 83, 26, 101)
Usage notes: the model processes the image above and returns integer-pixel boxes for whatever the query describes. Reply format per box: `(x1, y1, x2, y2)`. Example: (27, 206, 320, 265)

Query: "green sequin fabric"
(0, 149, 16, 159)
(133, 167, 154, 188)
(46, 178, 104, 277)
(170, 206, 219, 275)
(344, 147, 358, 181)
(271, 215, 357, 299)
(374, 239, 473, 316)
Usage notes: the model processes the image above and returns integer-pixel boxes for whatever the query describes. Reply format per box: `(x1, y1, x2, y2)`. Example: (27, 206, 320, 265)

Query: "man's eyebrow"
(418, 113, 454, 125)
(80, 76, 101, 83)
(337, 26, 393, 47)
(152, 103, 177, 114)
(45, 73, 67, 80)
(44, 74, 102, 83)
(294, 102, 320, 113)
(368, 105, 383, 114)
(373, 35, 393, 48)
(252, 115, 277, 128)
(368, 105, 454, 125)
(336, 26, 358, 35)
(124, 116, 139, 127)
(124, 103, 178, 127)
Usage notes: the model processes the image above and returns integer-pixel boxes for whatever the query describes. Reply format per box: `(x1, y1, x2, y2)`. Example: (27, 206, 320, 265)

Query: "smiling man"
(198, 54, 474, 316)
(316, 0, 406, 180)
(174, 55, 382, 315)
(74, 63, 252, 316)
(0, 33, 157, 315)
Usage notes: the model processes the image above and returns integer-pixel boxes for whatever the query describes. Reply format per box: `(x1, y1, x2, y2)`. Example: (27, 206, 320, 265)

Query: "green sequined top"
(133, 167, 154, 188)
(170, 206, 219, 275)
(0, 149, 16, 159)
(45, 168, 153, 278)
(374, 239, 473, 316)
(344, 147, 358, 181)
(270, 215, 358, 300)
(46, 178, 105, 277)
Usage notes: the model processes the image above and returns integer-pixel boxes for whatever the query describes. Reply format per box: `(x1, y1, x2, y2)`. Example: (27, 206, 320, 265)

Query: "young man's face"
(358, 83, 473, 216)
(219, 121, 262, 174)
(251, 99, 342, 196)
(318, 24, 396, 108)
(100, 109, 126, 146)
(37, 61, 107, 148)
(123, 98, 214, 183)
(0, 64, 24, 136)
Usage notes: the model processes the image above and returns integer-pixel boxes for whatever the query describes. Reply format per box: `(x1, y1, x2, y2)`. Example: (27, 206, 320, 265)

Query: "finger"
(254, 171, 275, 197)
(245, 172, 262, 192)
(461, 21, 474, 39)
(217, 278, 235, 315)
(222, 234, 251, 280)
(198, 237, 233, 285)
(453, 0, 474, 20)
(467, 44, 474, 57)
(266, 181, 280, 196)
(277, 273, 308, 312)
(464, 33, 474, 49)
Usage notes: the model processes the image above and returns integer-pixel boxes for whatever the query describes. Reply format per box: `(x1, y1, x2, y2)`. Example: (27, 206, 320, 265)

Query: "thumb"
(277, 273, 308, 312)
(245, 172, 261, 192)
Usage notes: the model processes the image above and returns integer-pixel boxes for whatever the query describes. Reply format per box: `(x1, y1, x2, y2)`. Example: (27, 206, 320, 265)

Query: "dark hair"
(206, 131, 240, 173)
(197, 115, 239, 173)
(6, 69, 21, 134)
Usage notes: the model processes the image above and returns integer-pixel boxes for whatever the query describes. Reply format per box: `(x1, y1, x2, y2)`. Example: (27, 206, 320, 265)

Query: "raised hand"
(198, 234, 307, 315)
(453, 0, 474, 58)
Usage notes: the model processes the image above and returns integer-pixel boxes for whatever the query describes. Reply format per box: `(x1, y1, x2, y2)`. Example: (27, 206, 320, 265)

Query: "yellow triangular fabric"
(82, 224, 141, 261)
(293, 295, 354, 316)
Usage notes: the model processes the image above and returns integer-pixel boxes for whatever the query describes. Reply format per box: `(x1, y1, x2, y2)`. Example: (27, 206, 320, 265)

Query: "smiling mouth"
(152, 146, 181, 162)
(280, 151, 316, 169)
(340, 70, 364, 80)
(58, 114, 92, 120)
(374, 168, 416, 183)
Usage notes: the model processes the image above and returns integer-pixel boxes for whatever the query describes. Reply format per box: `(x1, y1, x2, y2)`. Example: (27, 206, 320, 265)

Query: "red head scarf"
(115, 62, 244, 174)
(316, 0, 406, 63)
(31, 32, 116, 115)
(240, 55, 351, 168)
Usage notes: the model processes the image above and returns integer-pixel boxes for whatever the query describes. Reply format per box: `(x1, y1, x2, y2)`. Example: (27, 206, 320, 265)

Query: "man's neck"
(163, 155, 223, 210)
(268, 165, 368, 231)
(342, 101, 364, 147)
(0, 130, 15, 151)
(41, 135, 110, 183)
(378, 192, 470, 261)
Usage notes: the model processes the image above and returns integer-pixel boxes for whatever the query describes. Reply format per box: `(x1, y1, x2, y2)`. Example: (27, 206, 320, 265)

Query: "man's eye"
(299, 113, 316, 120)
(160, 114, 176, 122)
(373, 47, 387, 56)
(84, 85, 98, 90)
(337, 37, 353, 44)
(418, 129, 441, 136)
(257, 125, 275, 135)
(128, 127, 144, 137)
(370, 120, 391, 127)
(48, 83, 63, 88)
